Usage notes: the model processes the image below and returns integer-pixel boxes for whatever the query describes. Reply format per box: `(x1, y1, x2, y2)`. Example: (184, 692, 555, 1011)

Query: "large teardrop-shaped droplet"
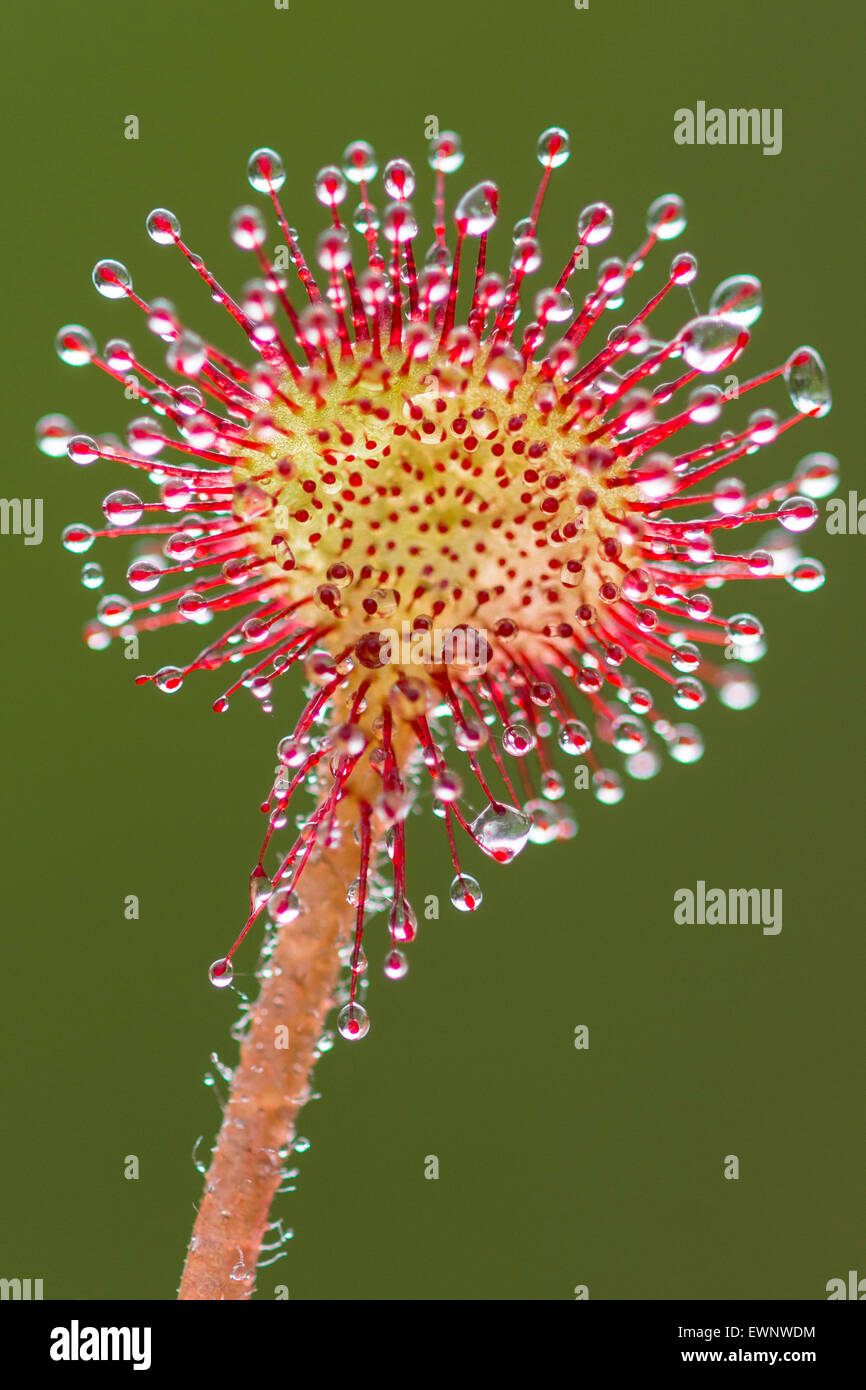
(709, 274, 763, 327)
(784, 347, 832, 418)
(454, 182, 498, 236)
(681, 316, 745, 372)
(469, 804, 532, 863)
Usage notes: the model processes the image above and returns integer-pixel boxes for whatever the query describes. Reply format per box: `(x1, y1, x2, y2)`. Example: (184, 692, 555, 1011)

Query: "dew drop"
(342, 139, 378, 183)
(85, 624, 111, 651)
(536, 126, 570, 168)
(92, 259, 132, 299)
(681, 316, 744, 373)
(558, 720, 592, 756)
(250, 872, 272, 910)
(534, 287, 573, 323)
(63, 523, 95, 554)
(669, 724, 704, 764)
(267, 888, 301, 924)
(671, 642, 701, 673)
(209, 958, 233, 989)
(621, 566, 655, 602)
(247, 148, 286, 193)
(384, 949, 409, 980)
(383, 158, 416, 200)
(611, 716, 648, 755)
(230, 205, 267, 251)
(155, 666, 183, 694)
(786, 559, 825, 592)
(352, 203, 380, 236)
(450, 874, 483, 911)
(592, 769, 624, 805)
(146, 208, 181, 244)
(673, 678, 706, 711)
(455, 182, 498, 236)
(314, 165, 348, 208)
(454, 719, 488, 752)
(432, 768, 463, 801)
(541, 769, 566, 800)
(502, 722, 535, 756)
(103, 490, 143, 526)
(785, 347, 831, 418)
(670, 252, 698, 286)
(469, 804, 532, 863)
(778, 496, 819, 533)
(36, 413, 76, 457)
(793, 452, 839, 500)
(81, 562, 103, 589)
(718, 669, 759, 710)
(709, 274, 762, 328)
(127, 559, 161, 593)
(646, 194, 686, 241)
(96, 594, 132, 627)
(390, 900, 417, 944)
(427, 131, 463, 174)
(56, 324, 96, 366)
(577, 202, 613, 246)
(625, 748, 662, 780)
(338, 1002, 370, 1040)
(67, 434, 100, 466)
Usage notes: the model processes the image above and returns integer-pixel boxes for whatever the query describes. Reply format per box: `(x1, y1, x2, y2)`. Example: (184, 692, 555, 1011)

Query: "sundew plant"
(41, 125, 834, 1298)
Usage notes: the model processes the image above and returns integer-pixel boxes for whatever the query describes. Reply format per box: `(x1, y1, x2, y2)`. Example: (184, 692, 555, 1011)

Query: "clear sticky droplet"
(709, 274, 762, 328)
(558, 720, 592, 756)
(342, 140, 378, 184)
(536, 126, 570, 168)
(146, 208, 181, 244)
(681, 316, 744, 373)
(786, 559, 825, 593)
(785, 347, 832, 418)
(384, 949, 409, 981)
(455, 182, 498, 236)
(338, 1002, 370, 1040)
(103, 490, 143, 526)
(56, 324, 96, 366)
(450, 874, 483, 911)
(247, 148, 286, 193)
(92, 259, 132, 299)
(267, 888, 301, 924)
(96, 594, 132, 627)
(469, 804, 532, 863)
(502, 722, 535, 756)
(62, 523, 95, 553)
(646, 194, 686, 241)
(793, 452, 838, 499)
(155, 666, 183, 694)
(209, 957, 233, 988)
(778, 496, 819, 533)
(427, 131, 463, 174)
(577, 202, 613, 245)
(36, 413, 76, 457)
(80, 562, 103, 589)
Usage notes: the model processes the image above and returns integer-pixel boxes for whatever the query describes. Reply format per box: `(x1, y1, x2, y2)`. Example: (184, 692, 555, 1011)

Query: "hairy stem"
(178, 810, 358, 1301)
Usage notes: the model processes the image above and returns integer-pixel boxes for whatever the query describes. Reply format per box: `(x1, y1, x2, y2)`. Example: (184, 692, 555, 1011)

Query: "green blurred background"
(1, 0, 862, 1300)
